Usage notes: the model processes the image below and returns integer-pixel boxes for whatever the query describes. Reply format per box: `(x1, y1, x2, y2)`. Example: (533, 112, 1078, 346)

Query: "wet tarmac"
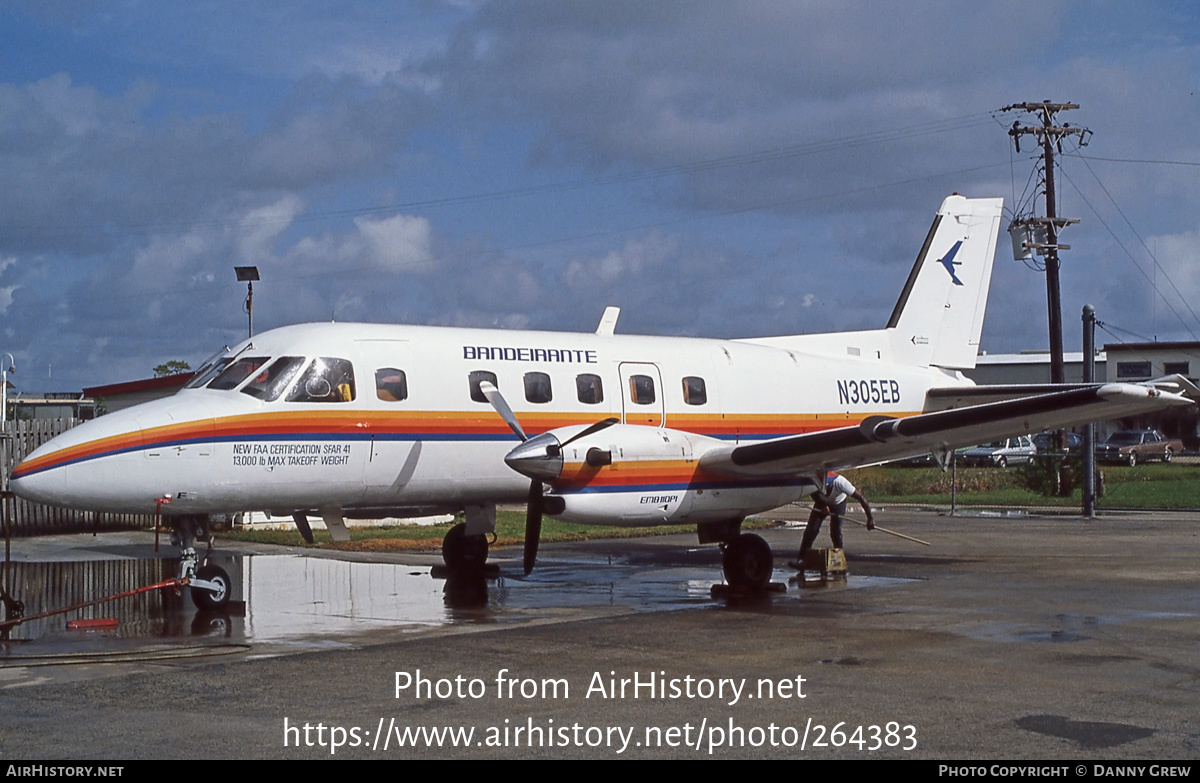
(1, 508, 1198, 759)
(0, 526, 908, 659)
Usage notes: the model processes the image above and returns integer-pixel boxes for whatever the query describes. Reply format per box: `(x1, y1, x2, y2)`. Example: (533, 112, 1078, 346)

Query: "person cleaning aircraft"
(791, 471, 874, 568)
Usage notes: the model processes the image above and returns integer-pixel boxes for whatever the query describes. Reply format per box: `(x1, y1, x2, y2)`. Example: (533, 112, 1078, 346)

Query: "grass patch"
(222, 510, 780, 552)
(853, 463, 1200, 509)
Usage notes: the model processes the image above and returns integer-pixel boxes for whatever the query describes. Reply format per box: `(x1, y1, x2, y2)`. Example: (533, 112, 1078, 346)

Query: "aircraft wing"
(699, 381, 1196, 477)
(919, 374, 1200, 412)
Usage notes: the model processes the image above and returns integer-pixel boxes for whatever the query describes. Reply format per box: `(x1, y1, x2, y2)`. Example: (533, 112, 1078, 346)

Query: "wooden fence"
(1, 419, 155, 536)
(0, 558, 176, 640)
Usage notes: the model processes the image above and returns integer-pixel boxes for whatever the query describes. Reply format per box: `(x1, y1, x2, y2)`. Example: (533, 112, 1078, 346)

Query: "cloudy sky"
(3, 1, 1200, 392)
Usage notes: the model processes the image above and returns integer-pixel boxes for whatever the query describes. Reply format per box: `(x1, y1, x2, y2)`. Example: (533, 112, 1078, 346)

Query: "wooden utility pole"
(1002, 101, 1090, 384)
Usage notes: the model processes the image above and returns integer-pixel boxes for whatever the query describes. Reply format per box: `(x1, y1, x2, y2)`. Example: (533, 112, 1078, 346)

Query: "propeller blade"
(559, 417, 620, 449)
(479, 381, 526, 442)
(524, 480, 543, 575)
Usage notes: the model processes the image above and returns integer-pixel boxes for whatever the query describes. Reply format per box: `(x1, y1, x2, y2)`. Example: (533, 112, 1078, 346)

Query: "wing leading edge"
(700, 381, 1195, 478)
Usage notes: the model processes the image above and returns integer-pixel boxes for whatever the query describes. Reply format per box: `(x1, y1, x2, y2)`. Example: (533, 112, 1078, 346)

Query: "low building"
(7, 392, 96, 421)
(1103, 341, 1198, 385)
(83, 373, 195, 415)
(966, 342, 1199, 450)
(966, 350, 1105, 386)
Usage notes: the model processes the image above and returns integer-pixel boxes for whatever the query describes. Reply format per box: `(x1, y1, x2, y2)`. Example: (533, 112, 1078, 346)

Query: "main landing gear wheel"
(191, 564, 231, 611)
(721, 533, 774, 591)
(442, 523, 489, 572)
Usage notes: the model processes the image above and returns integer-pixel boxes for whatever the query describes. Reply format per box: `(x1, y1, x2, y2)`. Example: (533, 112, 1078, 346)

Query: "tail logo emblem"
(938, 241, 964, 286)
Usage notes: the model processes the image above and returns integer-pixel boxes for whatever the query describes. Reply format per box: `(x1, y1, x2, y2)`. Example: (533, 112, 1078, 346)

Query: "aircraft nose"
(6, 406, 149, 512)
(504, 433, 564, 482)
(8, 456, 66, 506)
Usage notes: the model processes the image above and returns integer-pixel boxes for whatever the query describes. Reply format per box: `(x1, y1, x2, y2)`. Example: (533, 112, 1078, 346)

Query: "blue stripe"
(559, 477, 811, 495)
(18, 429, 792, 479)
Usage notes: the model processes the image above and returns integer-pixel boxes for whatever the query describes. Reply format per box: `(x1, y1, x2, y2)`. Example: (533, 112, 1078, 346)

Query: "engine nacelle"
(504, 423, 808, 526)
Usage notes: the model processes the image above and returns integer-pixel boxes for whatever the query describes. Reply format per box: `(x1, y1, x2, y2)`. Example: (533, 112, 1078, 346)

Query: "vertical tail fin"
(887, 194, 1003, 369)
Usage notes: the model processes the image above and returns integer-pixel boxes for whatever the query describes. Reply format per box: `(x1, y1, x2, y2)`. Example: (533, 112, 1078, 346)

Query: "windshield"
(207, 357, 270, 391)
(185, 357, 234, 389)
(1106, 433, 1141, 446)
(239, 357, 306, 401)
(200, 355, 356, 402)
(286, 358, 356, 403)
(184, 343, 248, 389)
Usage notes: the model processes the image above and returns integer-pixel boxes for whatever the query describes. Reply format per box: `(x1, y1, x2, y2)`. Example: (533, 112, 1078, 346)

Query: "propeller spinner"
(478, 382, 617, 574)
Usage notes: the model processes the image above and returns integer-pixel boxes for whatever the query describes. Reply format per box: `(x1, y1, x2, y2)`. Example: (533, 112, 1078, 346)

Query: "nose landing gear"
(171, 515, 232, 610)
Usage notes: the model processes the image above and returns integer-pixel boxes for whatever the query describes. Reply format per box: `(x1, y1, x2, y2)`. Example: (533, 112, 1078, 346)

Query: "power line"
(1060, 168, 1199, 341)
(1065, 141, 1200, 332)
(1064, 153, 1200, 168)
(17, 159, 1012, 310)
(2, 112, 999, 243)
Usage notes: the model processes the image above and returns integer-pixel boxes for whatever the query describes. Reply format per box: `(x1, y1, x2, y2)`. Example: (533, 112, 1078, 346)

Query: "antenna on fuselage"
(595, 306, 620, 335)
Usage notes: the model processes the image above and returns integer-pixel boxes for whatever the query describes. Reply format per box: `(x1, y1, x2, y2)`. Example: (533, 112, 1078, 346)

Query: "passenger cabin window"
(682, 376, 707, 405)
(241, 356, 306, 401)
(524, 372, 552, 404)
(286, 358, 356, 403)
(469, 371, 498, 403)
(629, 374, 656, 405)
(576, 374, 604, 404)
(376, 368, 409, 402)
(208, 357, 269, 391)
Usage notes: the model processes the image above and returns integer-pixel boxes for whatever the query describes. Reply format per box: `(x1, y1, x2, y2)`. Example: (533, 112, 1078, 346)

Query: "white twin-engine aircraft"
(10, 195, 1195, 607)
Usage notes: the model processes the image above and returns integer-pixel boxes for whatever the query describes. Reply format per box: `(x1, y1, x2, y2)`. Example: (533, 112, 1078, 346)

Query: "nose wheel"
(190, 564, 231, 610)
(171, 515, 233, 610)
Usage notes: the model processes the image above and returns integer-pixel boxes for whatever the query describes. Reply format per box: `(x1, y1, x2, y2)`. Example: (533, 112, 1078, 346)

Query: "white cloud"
(564, 231, 678, 289)
(237, 195, 306, 263)
(279, 212, 436, 276)
(354, 214, 436, 273)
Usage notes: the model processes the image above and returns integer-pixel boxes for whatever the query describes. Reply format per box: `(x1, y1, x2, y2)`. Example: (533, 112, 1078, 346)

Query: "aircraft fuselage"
(10, 320, 961, 525)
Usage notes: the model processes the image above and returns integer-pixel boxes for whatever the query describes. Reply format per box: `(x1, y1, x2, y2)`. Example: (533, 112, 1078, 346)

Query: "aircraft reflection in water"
(10, 195, 1196, 606)
(0, 556, 466, 644)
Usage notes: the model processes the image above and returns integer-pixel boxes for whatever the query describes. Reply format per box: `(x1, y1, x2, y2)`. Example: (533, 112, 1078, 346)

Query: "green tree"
(153, 360, 191, 377)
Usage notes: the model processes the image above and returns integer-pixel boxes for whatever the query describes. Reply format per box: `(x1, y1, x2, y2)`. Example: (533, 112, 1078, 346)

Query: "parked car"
(894, 447, 972, 467)
(962, 435, 1036, 467)
(1095, 429, 1181, 466)
(1032, 431, 1083, 452)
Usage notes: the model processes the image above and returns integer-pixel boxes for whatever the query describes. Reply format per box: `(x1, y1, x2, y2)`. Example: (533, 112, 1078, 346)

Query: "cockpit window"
(240, 357, 306, 401)
(208, 357, 270, 391)
(186, 357, 234, 389)
(286, 358, 356, 403)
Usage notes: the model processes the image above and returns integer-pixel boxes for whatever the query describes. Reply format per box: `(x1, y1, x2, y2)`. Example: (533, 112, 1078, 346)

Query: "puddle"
(0, 553, 918, 660)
